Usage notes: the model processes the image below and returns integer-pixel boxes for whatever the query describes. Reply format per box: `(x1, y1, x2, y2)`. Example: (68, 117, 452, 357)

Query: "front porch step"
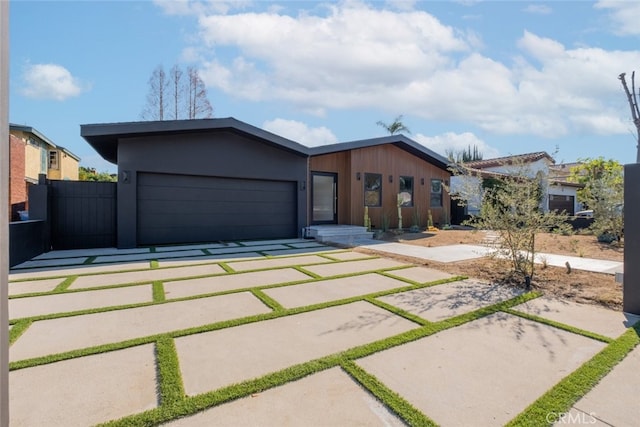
(306, 225, 374, 242)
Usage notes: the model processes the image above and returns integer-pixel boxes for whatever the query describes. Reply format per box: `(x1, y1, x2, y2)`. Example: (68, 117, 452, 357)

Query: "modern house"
(81, 118, 451, 248)
(450, 151, 583, 217)
(9, 124, 80, 220)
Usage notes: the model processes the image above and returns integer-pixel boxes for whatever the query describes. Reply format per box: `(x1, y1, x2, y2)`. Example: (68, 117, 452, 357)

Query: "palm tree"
(377, 115, 411, 135)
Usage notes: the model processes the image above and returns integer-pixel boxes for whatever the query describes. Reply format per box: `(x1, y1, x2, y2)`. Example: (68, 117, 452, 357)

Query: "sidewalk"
(321, 236, 624, 274)
(7, 239, 638, 426)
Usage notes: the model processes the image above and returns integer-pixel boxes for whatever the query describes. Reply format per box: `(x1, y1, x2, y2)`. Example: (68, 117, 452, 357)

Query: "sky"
(9, 0, 640, 173)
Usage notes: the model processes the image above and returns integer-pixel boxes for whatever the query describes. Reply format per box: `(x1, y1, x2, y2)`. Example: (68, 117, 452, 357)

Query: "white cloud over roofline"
(263, 118, 339, 147)
(171, 1, 640, 139)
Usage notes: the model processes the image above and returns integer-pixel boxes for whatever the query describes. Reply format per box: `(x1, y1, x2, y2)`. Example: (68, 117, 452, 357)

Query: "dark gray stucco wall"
(116, 130, 308, 248)
(624, 163, 640, 315)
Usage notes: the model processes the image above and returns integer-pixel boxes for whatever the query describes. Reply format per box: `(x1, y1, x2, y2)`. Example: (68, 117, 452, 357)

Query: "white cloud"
(523, 4, 552, 15)
(262, 118, 339, 147)
(595, 0, 640, 36)
(414, 131, 500, 159)
(175, 2, 640, 140)
(21, 64, 87, 101)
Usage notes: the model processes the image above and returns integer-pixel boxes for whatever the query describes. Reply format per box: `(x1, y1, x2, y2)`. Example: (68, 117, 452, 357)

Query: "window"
(364, 173, 382, 207)
(430, 179, 443, 207)
(49, 150, 59, 169)
(399, 176, 413, 207)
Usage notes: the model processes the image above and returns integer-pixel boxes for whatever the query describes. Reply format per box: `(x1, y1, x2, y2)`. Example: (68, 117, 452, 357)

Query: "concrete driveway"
(8, 239, 640, 426)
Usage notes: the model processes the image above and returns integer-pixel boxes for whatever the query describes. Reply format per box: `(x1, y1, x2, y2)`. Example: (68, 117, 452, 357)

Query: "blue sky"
(9, 0, 640, 173)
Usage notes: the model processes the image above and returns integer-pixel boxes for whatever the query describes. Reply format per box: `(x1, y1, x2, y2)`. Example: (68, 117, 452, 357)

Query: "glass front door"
(312, 172, 337, 223)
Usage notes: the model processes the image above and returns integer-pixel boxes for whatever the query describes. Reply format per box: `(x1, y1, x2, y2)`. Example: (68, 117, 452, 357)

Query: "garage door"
(137, 173, 297, 245)
(549, 194, 574, 215)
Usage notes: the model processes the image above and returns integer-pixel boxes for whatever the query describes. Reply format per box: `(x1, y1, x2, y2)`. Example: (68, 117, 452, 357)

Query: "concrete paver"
(377, 279, 523, 322)
(12, 256, 89, 269)
(10, 292, 271, 361)
(357, 312, 606, 426)
(175, 301, 419, 395)
(301, 258, 409, 277)
(166, 367, 406, 427)
(240, 239, 308, 246)
(263, 247, 340, 257)
(263, 273, 410, 308)
(209, 244, 290, 254)
(569, 346, 640, 426)
(9, 261, 151, 281)
(383, 266, 456, 284)
(33, 247, 150, 259)
(70, 263, 227, 289)
(512, 296, 640, 338)
(322, 251, 376, 261)
(93, 249, 206, 263)
(154, 242, 239, 252)
(226, 255, 331, 272)
(8, 278, 64, 296)
(9, 285, 152, 319)
(339, 241, 491, 263)
(10, 344, 158, 427)
(286, 241, 329, 249)
(163, 268, 311, 299)
(158, 252, 264, 267)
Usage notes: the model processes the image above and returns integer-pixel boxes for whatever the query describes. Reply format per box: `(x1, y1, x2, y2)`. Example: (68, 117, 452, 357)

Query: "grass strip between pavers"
(98, 291, 541, 426)
(150, 260, 159, 269)
(53, 276, 77, 292)
(83, 256, 97, 265)
(9, 319, 32, 345)
(152, 281, 165, 302)
(250, 289, 285, 312)
(502, 308, 614, 343)
(155, 336, 186, 406)
(506, 323, 640, 427)
(341, 360, 438, 427)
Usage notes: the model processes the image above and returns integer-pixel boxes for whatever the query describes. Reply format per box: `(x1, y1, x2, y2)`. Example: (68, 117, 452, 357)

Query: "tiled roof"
(463, 151, 554, 169)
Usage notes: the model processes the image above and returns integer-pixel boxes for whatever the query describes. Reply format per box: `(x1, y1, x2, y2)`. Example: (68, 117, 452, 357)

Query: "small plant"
(427, 210, 433, 228)
(569, 238, 579, 253)
(364, 206, 371, 231)
(397, 194, 403, 230)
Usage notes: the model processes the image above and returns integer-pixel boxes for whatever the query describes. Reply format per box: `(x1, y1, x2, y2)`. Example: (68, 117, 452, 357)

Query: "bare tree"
(187, 66, 213, 119)
(140, 65, 168, 121)
(618, 72, 640, 163)
(141, 64, 213, 121)
(169, 64, 183, 121)
(377, 115, 411, 135)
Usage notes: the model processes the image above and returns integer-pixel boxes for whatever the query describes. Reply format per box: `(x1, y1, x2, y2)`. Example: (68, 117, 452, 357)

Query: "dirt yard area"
(374, 229, 624, 310)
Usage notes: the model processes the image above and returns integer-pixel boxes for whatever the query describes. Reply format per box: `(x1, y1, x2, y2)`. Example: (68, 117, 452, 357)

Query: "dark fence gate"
(50, 180, 117, 249)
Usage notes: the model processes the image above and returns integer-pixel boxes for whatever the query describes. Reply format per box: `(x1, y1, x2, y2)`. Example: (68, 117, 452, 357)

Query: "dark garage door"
(549, 194, 575, 215)
(137, 173, 297, 245)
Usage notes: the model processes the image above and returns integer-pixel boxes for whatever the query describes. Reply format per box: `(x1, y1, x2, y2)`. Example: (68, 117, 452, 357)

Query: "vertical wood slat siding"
(50, 181, 117, 249)
(310, 144, 451, 228)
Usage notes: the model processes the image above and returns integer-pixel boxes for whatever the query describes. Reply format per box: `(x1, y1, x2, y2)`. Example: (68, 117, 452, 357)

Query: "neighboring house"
(8, 124, 81, 221)
(451, 151, 583, 217)
(81, 118, 451, 248)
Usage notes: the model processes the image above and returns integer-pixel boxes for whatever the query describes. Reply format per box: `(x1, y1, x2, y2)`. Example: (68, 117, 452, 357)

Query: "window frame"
(49, 150, 59, 170)
(398, 176, 414, 207)
(430, 178, 443, 207)
(364, 173, 382, 207)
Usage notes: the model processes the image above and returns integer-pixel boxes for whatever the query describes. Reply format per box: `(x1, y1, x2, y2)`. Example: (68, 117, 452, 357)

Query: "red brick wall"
(9, 134, 27, 221)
